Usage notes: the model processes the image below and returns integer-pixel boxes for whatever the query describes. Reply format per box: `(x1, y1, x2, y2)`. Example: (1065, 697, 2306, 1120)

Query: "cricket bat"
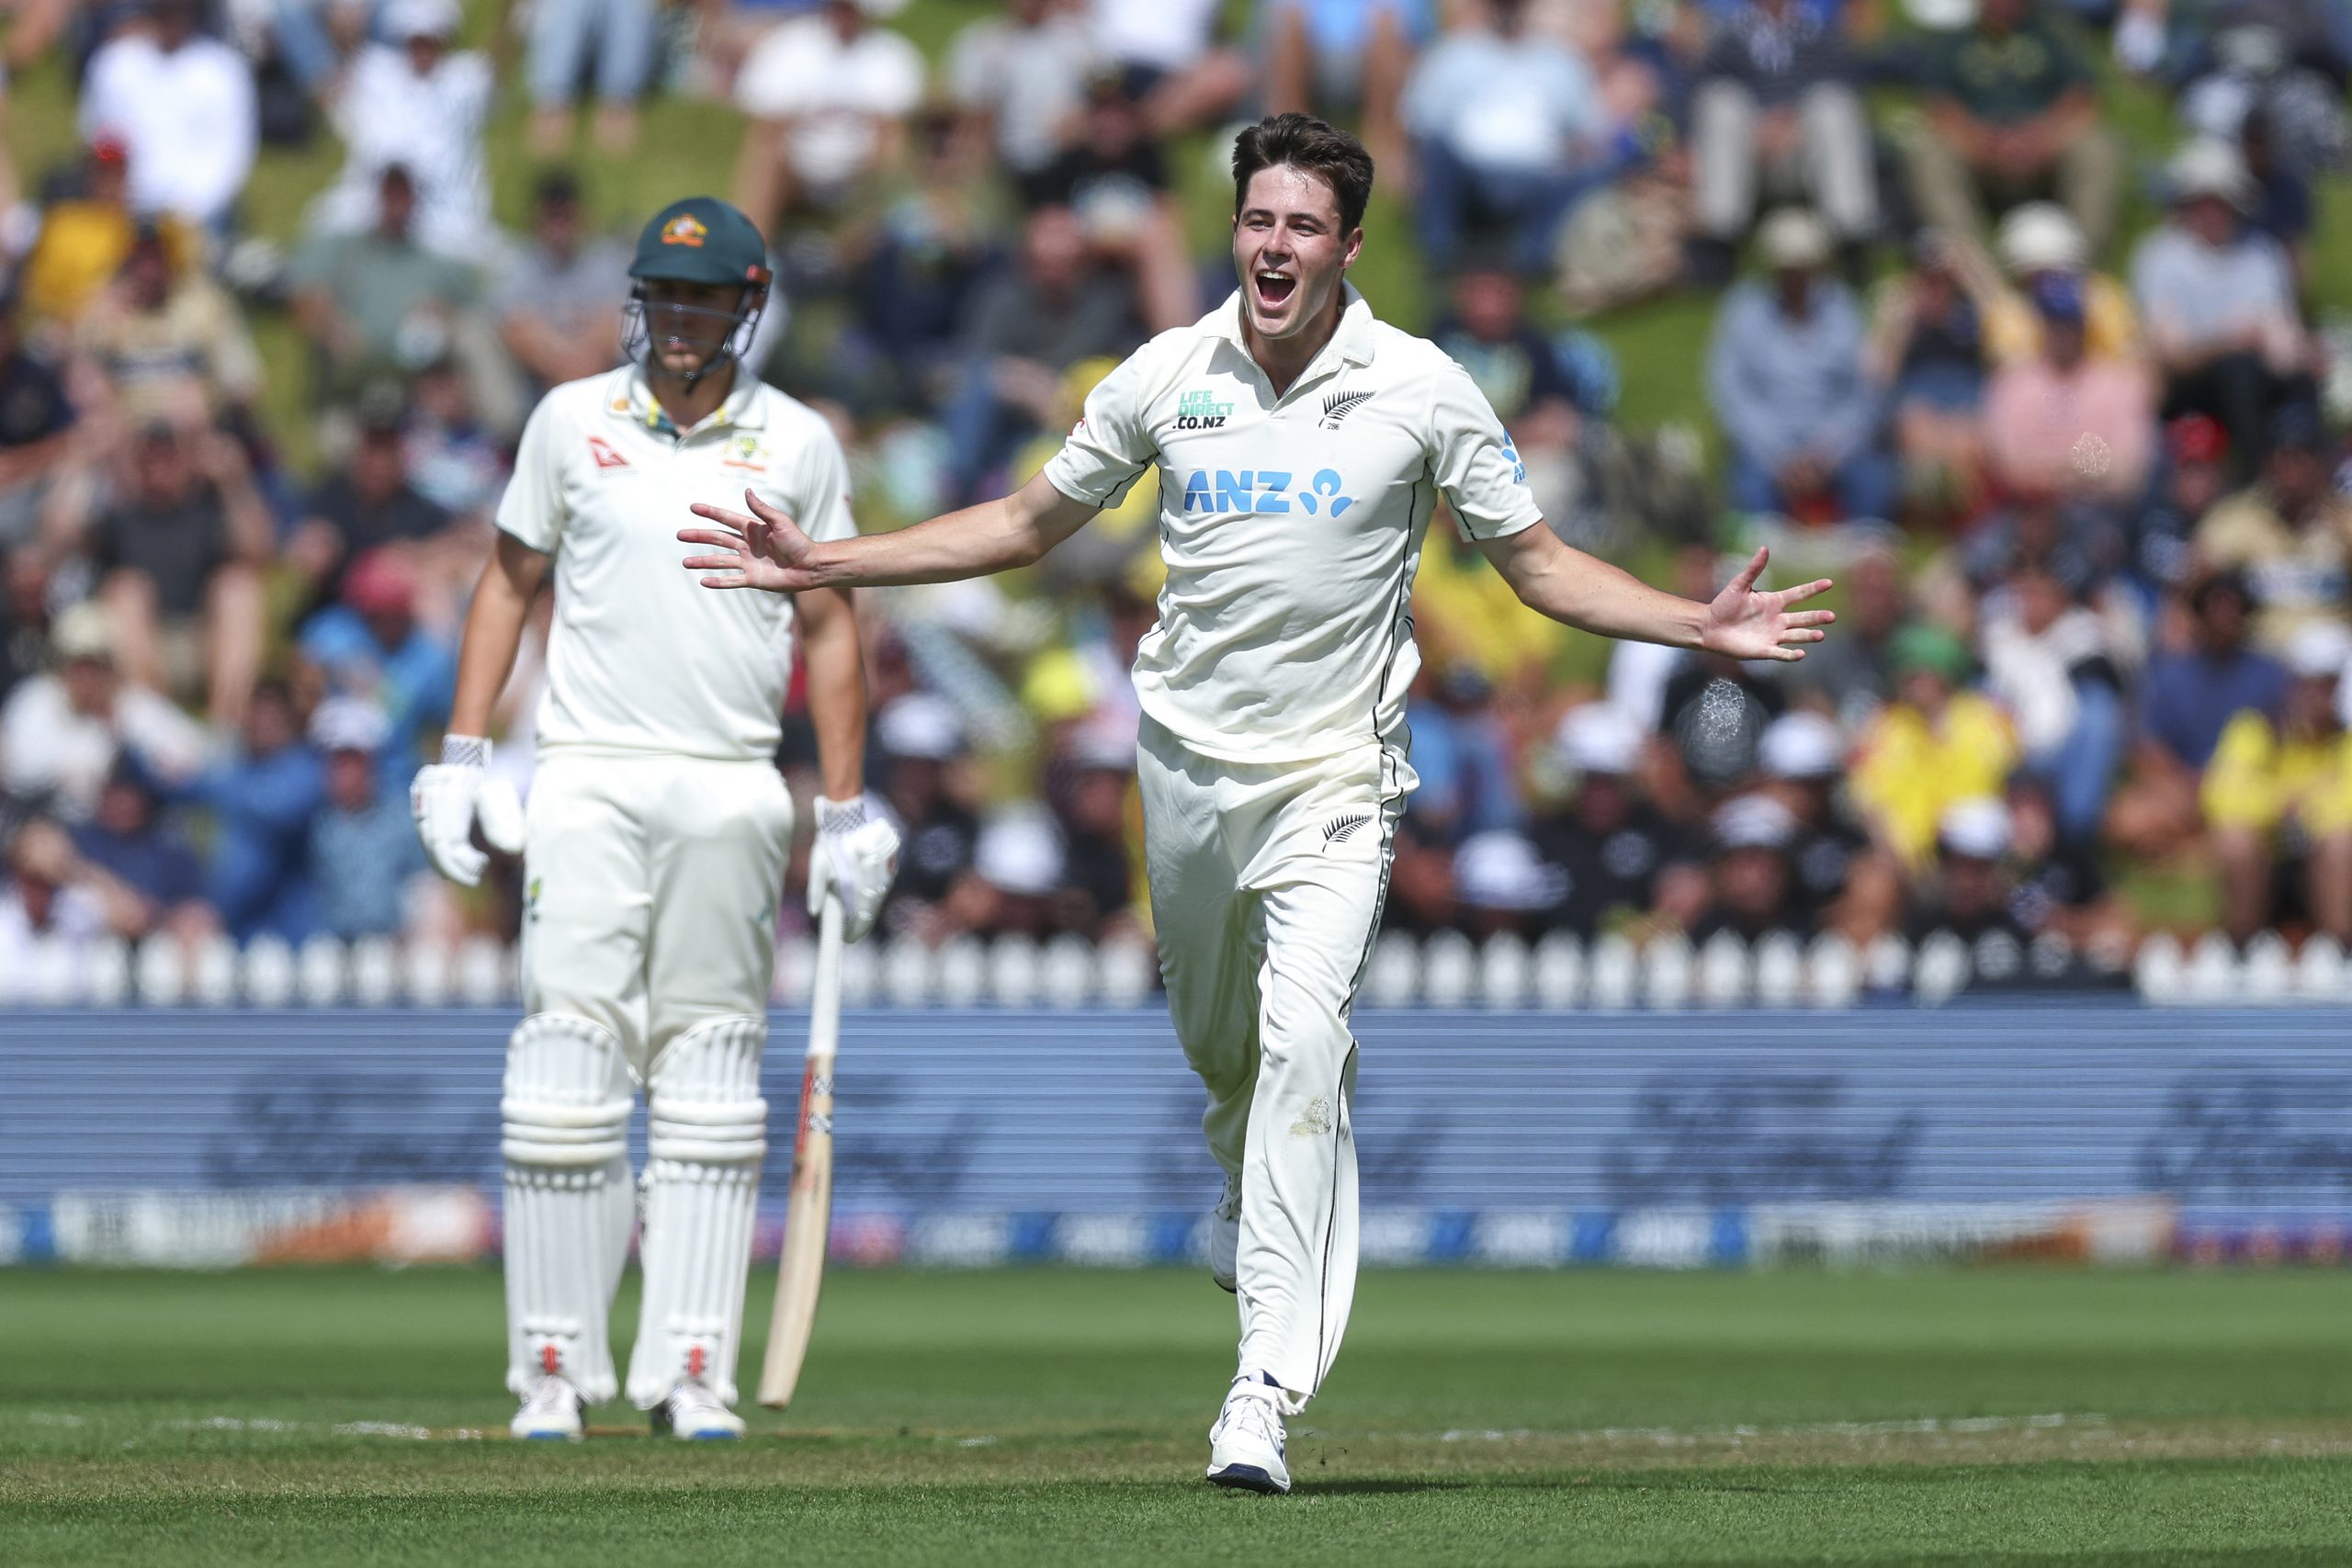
(757, 893, 844, 1408)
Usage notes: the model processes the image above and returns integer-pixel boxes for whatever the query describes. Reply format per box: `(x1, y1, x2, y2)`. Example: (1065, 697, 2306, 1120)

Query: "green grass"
(5, 1266, 2352, 1564)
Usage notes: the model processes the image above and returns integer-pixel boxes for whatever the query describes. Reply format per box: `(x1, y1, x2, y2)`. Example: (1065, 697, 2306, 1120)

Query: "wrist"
(814, 793, 868, 829)
(440, 734, 492, 768)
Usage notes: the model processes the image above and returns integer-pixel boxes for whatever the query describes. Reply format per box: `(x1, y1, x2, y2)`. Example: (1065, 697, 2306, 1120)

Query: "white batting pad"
(502, 1011, 634, 1404)
(627, 1015, 768, 1408)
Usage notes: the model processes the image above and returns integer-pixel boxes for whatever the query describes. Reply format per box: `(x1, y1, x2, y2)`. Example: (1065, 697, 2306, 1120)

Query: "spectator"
(526, 0, 660, 158)
(1980, 202, 2142, 371)
(68, 761, 211, 942)
(1758, 710, 1871, 932)
(1531, 702, 1684, 937)
(1020, 72, 1198, 334)
(61, 421, 270, 727)
(19, 136, 141, 328)
(1090, 0, 1251, 136)
(2139, 572, 2289, 774)
(1693, 794, 1804, 942)
(1904, 0, 2120, 275)
(288, 164, 508, 428)
(0, 549, 55, 703)
(2238, 114, 2313, 278)
(401, 358, 508, 522)
(1429, 258, 1586, 454)
(948, 0, 1101, 186)
(1453, 828, 1567, 939)
(2132, 413, 2233, 595)
(1262, 0, 1426, 168)
(285, 401, 455, 607)
(72, 221, 264, 424)
(0, 603, 209, 823)
(1978, 564, 2127, 852)
(2201, 621, 2352, 943)
(1707, 207, 1894, 524)
(308, 697, 428, 938)
(1788, 536, 1905, 730)
(1982, 274, 2155, 506)
(1688, 0, 1876, 284)
(0, 817, 141, 979)
(311, 0, 494, 262)
(2131, 140, 2310, 483)
(1402, 0, 1616, 275)
(1046, 725, 1138, 939)
(1407, 664, 1521, 850)
(732, 0, 924, 229)
(1849, 623, 2018, 869)
(0, 285, 77, 548)
(76, 0, 257, 233)
(874, 692, 983, 940)
(944, 205, 1143, 501)
(494, 174, 631, 394)
(1865, 232, 1985, 513)
(1910, 796, 2035, 952)
(2193, 403, 2352, 655)
(161, 680, 323, 941)
(297, 547, 457, 775)
(966, 806, 1071, 940)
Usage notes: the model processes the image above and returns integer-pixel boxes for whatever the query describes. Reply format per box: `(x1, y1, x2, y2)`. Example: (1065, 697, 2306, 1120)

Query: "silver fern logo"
(1319, 390, 1373, 429)
(1323, 812, 1369, 846)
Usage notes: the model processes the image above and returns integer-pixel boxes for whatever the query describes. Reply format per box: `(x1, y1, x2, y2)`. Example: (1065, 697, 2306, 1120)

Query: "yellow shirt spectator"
(1982, 272, 2141, 368)
(2201, 711, 2352, 840)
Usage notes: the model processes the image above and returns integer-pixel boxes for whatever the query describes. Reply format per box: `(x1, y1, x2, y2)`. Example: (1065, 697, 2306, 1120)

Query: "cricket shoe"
(651, 1382, 746, 1440)
(1205, 1374, 1290, 1494)
(1208, 1171, 1240, 1293)
(511, 1374, 585, 1441)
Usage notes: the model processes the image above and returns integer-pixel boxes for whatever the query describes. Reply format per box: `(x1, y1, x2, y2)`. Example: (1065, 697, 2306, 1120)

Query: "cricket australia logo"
(1323, 812, 1370, 847)
(1319, 390, 1373, 429)
(1176, 389, 1233, 431)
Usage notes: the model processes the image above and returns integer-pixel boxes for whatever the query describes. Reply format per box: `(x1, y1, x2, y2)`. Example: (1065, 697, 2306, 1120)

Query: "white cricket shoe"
(1209, 1171, 1240, 1293)
(651, 1382, 746, 1440)
(1205, 1374, 1290, 1494)
(511, 1374, 585, 1440)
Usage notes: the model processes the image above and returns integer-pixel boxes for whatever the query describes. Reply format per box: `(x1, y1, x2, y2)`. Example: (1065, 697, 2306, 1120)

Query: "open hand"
(1701, 547, 1834, 663)
(679, 490, 821, 592)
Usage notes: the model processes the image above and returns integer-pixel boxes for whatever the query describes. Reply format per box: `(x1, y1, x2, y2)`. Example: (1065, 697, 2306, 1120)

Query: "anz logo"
(1180, 468, 1357, 518)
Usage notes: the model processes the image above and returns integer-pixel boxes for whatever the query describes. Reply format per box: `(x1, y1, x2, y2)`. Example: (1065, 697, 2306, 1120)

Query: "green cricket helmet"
(625, 197, 774, 385)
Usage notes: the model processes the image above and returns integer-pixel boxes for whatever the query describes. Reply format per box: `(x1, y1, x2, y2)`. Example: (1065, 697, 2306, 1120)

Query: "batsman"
(682, 117, 1834, 1491)
(412, 197, 899, 1440)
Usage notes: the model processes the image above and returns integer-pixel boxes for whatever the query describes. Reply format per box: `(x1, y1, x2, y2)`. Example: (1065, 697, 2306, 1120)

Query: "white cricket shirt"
(1043, 287, 1543, 765)
(496, 367, 857, 761)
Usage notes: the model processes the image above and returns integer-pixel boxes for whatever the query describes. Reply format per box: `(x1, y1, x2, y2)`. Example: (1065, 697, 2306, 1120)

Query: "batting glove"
(411, 735, 526, 887)
(808, 794, 899, 943)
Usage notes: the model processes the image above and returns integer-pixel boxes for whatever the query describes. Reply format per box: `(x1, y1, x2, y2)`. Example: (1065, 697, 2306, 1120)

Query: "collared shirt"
(1042, 287, 1543, 765)
(496, 366, 858, 761)
(1706, 278, 1879, 468)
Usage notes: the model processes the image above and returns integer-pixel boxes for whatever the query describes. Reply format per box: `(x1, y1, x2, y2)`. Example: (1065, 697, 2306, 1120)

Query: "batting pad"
(503, 1012, 634, 1404)
(628, 1015, 768, 1408)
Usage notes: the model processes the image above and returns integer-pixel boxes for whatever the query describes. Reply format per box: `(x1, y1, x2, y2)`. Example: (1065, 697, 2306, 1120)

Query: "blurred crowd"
(4, 0, 2352, 985)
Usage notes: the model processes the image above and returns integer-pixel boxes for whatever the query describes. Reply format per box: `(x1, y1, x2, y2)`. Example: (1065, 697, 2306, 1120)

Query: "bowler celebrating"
(413, 197, 899, 1440)
(680, 118, 1831, 1490)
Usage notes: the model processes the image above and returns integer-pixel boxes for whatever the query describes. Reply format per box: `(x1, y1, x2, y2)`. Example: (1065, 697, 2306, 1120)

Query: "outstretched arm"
(681, 469, 1099, 593)
(1480, 529, 1834, 663)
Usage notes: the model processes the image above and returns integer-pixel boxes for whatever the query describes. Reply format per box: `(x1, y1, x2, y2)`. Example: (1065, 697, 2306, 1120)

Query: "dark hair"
(1231, 114, 1374, 235)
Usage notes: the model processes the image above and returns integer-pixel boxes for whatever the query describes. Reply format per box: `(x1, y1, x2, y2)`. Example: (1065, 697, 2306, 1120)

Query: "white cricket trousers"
(503, 752, 792, 1408)
(1137, 717, 1408, 1408)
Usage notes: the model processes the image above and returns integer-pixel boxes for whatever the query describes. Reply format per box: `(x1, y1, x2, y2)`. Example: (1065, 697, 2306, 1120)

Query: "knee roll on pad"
(503, 1011, 632, 1168)
(647, 1015, 767, 1167)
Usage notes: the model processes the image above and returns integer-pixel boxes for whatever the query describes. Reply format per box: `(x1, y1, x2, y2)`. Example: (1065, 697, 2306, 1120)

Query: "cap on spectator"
(2165, 413, 2228, 468)
(1453, 830, 1568, 912)
(1994, 203, 2086, 276)
(382, 0, 460, 40)
(2166, 139, 2252, 209)
(2029, 271, 2086, 325)
(1713, 794, 1797, 852)
(1555, 703, 1643, 777)
(51, 602, 114, 665)
(1892, 623, 1972, 683)
(2269, 400, 2328, 456)
(88, 132, 130, 167)
(975, 809, 1065, 897)
(2284, 620, 2352, 681)
(310, 697, 390, 755)
(343, 548, 418, 617)
(1757, 208, 1831, 272)
(876, 693, 965, 761)
(1758, 712, 1844, 780)
(1938, 797, 2012, 861)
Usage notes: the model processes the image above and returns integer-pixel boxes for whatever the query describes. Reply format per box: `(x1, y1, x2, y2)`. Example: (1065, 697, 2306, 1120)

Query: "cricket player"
(412, 197, 900, 1441)
(679, 117, 1833, 1490)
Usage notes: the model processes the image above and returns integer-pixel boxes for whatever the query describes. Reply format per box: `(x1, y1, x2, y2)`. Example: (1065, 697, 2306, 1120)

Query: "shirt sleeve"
(782, 418, 859, 545)
(494, 396, 570, 553)
(1427, 355, 1543, 542)
(1040, 344, 1159, 509)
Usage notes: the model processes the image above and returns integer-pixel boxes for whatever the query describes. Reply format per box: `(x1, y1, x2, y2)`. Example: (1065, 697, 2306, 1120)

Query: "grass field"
(6, 1266, 2352, 1565)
